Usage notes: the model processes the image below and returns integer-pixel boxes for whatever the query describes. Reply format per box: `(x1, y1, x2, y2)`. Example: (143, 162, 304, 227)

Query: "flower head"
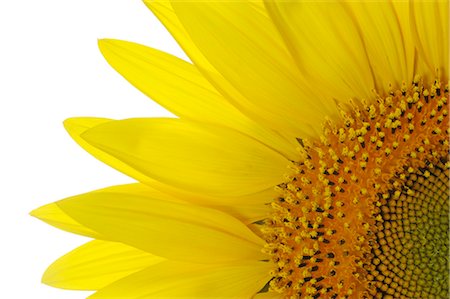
(32, 1, 448, 299)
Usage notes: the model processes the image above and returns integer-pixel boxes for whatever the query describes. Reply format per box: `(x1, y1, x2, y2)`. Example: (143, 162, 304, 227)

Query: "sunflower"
(32, 1, 449, 299)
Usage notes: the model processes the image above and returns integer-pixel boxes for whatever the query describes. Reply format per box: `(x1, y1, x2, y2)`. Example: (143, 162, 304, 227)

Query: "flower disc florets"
(263, 77, 449, 299)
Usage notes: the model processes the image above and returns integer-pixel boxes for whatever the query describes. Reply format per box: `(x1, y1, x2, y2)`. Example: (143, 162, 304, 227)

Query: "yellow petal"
(62, 117, 275, 223)
(143, 0, 216, 73)
(43, 240, 164, 290)
(81, 118, 288, 197)
(89, 260, 272, 298)
(97, 39, 230, 124)
(345, 1, 415, 89)
(33, 182, 269, 239)
(57, 189, 265, 263)
(98, 183, 272, 225)
(147, 0, 328, 138)
(103, 183, 273, 224)
(98, 39, 297, 160)
(141, 177, 278, 224)
(134, 182, 274, 224)
(64, 117, 151, 183)
(266, 1, 375, 103)
(99, 183, 273, 226)
(65, 117, 282, 216)
(30, 203, 101, 239)
(210, 196, 271, 225)
(391, 1, 416, 82)
(410, 1, 449, 78)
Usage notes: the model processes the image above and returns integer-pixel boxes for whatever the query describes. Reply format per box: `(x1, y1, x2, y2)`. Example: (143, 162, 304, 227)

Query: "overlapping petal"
(265, 1, 375, 103)
(30, 202, 101, 239)
(89, 260, 271, 299)
(34, 183, 272, 238)
(95, 184, 274, 224)
(98, 39, 297, 159)
(344, 1, 415, 89)
(56, 187, 265, 263)
(146, 0, 331, 138)
(64, 119, 275, 222)
(80, 118, 288, 197)
(410, 0, 449, 78)
(42, 240, 164, 290)
(64, 117, 151, 183)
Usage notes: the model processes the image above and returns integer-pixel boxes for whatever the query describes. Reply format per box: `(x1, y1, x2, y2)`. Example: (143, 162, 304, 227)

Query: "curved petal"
(391, 1, 416, 82)
(98, 39, 297, 159)
(344, 1, 415, 89)
(146, 0, 328, 138)
(42, 240, 164, 290)
(212, 203, 270, 226)
(143, 0, 216, 73)
(410, 0, 449, 79)
(105, 183, 274, 224)
(64, 118, 276, 222)
(265, 1, 375, 102)
(101, 183, 274, 225)
(30, 202, 101, 239)
(142, 181, 277, 224)
(57, 189, 265, 263)
(80, 118, 288, 197)
(100, 183, 273, 225)
(89, 260, 272, 299)
(64, 117, 151, 183)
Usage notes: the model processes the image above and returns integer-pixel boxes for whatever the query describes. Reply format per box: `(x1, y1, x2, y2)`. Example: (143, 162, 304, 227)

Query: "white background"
(0, 1, 184, 298)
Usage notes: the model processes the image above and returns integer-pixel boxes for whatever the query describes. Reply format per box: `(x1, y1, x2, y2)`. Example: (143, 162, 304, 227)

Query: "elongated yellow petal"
(98, 183, 274, 225)
(147, 0, 329, 138)
(266, 1, 375, 103)
(410, 1, 449, 78)
(43, 240, 164, 290)
(81, 118, 288, 197)
(143, 0, 216, 73)
(391, 1, 416, 82)
(89, 260, 272, 298)
(144, 0, 285, 137)
(213, 203, 270, 226)
(98, 183, 273, 225)
(63, 118, 275, 222)
(30, 203, 101, 239)
(57, 189, 265, 263)
(98, 39, 297, 159)
(345, 1, 415, 89)
(64, 117, 151, 183)
(142, 181, 278, 224)
(97, 39, 232, 124)
(33, 183, 268, 238)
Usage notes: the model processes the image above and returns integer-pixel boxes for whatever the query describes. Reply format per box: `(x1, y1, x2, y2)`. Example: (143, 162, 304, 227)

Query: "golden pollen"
(262, 77, 449, 299)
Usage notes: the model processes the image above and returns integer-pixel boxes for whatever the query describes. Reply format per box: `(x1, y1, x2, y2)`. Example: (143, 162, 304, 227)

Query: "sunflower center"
(369, 158, 449, 298)
(262, 77, 449, 299)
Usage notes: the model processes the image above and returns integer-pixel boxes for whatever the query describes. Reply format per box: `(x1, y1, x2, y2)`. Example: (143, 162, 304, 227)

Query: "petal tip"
(41, 268, 56, 287)
(29, 204, 50, 221)
(63, 117, 112, 135)
(97, 38, 114, 49)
